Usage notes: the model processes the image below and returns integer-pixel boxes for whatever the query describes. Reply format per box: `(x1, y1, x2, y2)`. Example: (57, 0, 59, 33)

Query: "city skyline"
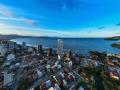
(0, 0, 120, 37)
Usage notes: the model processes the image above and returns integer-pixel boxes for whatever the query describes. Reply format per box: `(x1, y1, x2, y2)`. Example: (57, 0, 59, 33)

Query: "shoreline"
(111, 43, 120, 49)
(10, 38, 120, 55)
(105, 36, 120, 41)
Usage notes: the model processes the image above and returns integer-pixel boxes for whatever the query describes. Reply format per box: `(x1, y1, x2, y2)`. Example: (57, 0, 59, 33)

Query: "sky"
(0, 0, 120, 37)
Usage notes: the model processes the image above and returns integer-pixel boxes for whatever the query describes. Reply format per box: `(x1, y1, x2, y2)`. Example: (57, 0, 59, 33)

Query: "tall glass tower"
(57, 39, 63, 60)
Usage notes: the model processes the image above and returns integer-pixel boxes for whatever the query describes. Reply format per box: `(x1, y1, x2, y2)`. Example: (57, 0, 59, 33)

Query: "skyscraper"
(22, 42, 26, 49)
(57, 39, 63, 60)
(66, 49, 73, 61)
(37, 45, 42, 53)
(47, 48, 52, 57)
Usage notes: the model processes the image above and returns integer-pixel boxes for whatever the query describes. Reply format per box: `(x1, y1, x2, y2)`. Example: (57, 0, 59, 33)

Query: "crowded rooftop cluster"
(0, 39, 120, 90)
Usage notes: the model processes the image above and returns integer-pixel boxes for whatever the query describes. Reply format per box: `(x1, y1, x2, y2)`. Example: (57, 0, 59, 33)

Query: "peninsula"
(105, 36, 120, 40)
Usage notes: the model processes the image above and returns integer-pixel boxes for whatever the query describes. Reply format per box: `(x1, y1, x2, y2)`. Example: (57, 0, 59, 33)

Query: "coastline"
(105, 36, 120, 41)
(10, 37, 120, 55)
(0, 37, 120, 90)
(111, 43, 120, 49)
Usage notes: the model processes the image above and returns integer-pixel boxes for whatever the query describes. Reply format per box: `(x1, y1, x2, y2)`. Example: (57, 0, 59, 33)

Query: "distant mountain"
(0, 34, 31, 40)
(105, 36, 120, 40)
(0, 34, 55, 40)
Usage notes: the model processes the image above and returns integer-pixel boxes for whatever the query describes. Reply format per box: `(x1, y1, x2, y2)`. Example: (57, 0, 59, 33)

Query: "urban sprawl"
(0, 39, 120, 90)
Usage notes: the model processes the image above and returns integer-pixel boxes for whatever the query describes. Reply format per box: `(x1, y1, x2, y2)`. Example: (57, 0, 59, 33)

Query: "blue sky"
(0, 0, 120, 37)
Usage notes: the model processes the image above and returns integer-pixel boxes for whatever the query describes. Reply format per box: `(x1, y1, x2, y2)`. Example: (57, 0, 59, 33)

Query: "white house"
(68, 61, 73, 67)
(78, 86, 84, 90)
(7, 54, 15, 61)
(37, 69, 42, 77)
(30, 88, 34, 90)
(58, 55, 61, 60)
(48, 87, 54, 90)
(45, 80, 52, 89)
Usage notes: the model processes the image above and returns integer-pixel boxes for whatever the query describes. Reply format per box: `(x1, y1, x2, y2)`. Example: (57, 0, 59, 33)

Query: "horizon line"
(0, 33, 118, 38)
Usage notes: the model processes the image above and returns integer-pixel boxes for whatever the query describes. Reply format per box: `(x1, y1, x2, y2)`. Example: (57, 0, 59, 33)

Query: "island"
(105, 36, 120, 40)
(111, 43, 120, 49)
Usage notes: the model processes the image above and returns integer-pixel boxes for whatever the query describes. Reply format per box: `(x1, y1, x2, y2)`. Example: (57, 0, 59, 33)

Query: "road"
(13, 66, 24, 90)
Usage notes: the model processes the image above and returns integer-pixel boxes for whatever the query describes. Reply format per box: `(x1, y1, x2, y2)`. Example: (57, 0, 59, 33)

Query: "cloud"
(0, 23, 67, 37)
(0, 21, 120, 38)
(0, 4, 37, 26)
(0, 16, 23, 21)
(0, 16, 37, 26)
(21, 17, 37, 26)
(0, 4, 13, 17)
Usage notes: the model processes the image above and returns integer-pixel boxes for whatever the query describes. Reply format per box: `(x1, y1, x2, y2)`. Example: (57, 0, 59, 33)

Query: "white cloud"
(0, 16, 37, 26)
(0, 4, 37, 26)
(0, 23, 67, 37)
(21, 17, 36, 26)
(0, 4, 13, 17)
(0, 16, 24, 21)
(0, 22, 120, 37)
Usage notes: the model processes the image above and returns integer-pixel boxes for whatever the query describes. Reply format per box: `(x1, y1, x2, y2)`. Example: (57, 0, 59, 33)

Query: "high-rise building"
(37, 45, 42, 53)
(66, 49, 73, 61)
(57, 39, 63, 60)
(47, 48, 52, 57)
(22, 42, 26, 49)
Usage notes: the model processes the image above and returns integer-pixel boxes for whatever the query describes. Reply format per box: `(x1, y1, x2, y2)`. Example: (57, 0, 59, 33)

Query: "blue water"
(12, 37, 120, 55)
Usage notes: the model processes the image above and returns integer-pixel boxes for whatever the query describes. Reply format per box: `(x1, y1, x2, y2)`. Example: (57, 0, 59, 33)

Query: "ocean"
(11, 37, 120, 55)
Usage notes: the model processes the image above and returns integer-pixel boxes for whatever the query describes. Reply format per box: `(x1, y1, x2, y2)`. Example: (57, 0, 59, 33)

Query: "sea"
(11, 37, 120, 55)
